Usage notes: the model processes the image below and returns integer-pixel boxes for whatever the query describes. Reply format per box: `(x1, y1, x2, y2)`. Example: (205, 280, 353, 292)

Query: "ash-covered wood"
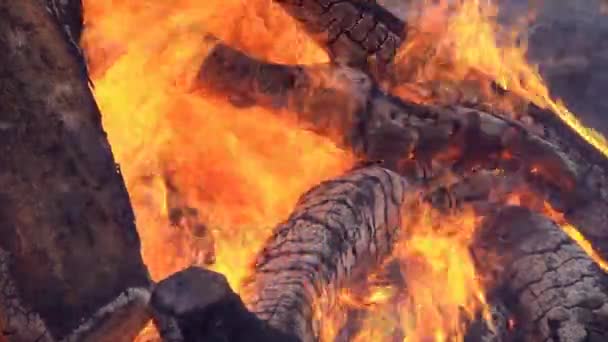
(274, 0, 406, 72)
(474, 206, 608, 341)
(244, 165, 409, 341)
(0, 0, 150, 340)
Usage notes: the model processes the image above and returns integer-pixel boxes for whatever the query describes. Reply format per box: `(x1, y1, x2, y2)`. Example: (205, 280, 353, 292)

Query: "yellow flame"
(395, 0, 608, 159)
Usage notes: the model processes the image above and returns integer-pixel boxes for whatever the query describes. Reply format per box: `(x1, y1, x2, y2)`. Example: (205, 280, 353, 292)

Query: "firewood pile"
(1, 0, 608, 341)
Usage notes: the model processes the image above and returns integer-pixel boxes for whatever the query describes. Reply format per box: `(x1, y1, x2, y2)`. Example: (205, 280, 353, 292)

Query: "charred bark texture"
(475, 206, 608, 341)
(0, 0, 150, 340)
(274, 0, 406, 72)
(245, 165, 408, 341)
(527, 105, 608, 260)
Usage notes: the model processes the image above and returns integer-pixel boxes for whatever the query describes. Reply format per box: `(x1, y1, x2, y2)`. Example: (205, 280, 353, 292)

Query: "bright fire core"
(81, 0, 608, 341)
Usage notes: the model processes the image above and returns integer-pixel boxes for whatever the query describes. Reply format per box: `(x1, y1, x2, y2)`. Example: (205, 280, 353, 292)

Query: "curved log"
(0, 0, 150, 340)
(244, 165, 408, 341)
(274, 0, 406, 72)
(474, 206, 608, 341)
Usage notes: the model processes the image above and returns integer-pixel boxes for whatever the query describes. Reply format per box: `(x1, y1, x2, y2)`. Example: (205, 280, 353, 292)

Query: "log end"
(150, 267, 299, 342)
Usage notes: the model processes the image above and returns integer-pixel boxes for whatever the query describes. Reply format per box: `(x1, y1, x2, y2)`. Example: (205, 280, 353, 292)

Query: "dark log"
(274, 0, 406, 73)
(40, 0, 83, 42)
(150, 267, 298, 342)
(0, 0, 150, 340)
(474, 206, 608, 341)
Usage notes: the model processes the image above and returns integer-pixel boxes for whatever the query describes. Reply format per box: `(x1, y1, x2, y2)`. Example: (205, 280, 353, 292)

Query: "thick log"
(274, 0, 406, 72)
(0, 0, 150, 340)
(474, 206, 608, 341)
(244, 165, 408, 341)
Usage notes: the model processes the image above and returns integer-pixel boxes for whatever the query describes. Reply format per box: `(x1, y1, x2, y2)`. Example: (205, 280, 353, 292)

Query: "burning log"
(149, 165, 410, 341)
(246, 165, 408, 341)
(0, 0, 150, 340)
(474, 206, 608, 341)
(273, 0, 406, 72)
(196, 42, 581, 205)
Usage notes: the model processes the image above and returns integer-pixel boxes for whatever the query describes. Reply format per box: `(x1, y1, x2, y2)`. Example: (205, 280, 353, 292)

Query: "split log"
(0, 0, 151, 340)
(474, 206, 608, 341)
(274, 0, 406, 72)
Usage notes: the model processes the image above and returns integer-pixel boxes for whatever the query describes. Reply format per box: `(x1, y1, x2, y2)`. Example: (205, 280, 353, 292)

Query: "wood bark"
(474, 206, 608, 341)
(274, 0, 405, 72)
(151, 267, 298, 342)
(0, 0, 151, 341)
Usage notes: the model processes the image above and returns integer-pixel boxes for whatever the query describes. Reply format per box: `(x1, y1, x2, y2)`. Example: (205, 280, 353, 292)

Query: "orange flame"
(81, 0, 608, 341)
(81, 2, 352, 330)
(394, 0, 608, 158)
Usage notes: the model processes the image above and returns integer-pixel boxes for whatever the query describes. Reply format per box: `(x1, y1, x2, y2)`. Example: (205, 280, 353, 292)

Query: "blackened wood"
(474, 206, 608, 341)
(0, 0, 150, 340)
(151, 267, 298, 342)
(275, 0, 406, 72)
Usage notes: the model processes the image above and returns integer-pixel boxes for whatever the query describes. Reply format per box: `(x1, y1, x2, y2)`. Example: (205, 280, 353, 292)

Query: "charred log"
(0, 0, 150, 340)
(274, 0, 406, 73)
(244, 165, 409, 341)
(474, 206, 608, 341)
(150, 267, 298, 342)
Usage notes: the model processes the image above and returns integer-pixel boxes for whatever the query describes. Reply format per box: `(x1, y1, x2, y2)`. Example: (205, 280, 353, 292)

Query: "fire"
(394, 0, 608, 158)
(542, 203, 608, 273)
(81, 0, 349, 295)
(344, 204, 492, 342)
(80, 0, 608, 341)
